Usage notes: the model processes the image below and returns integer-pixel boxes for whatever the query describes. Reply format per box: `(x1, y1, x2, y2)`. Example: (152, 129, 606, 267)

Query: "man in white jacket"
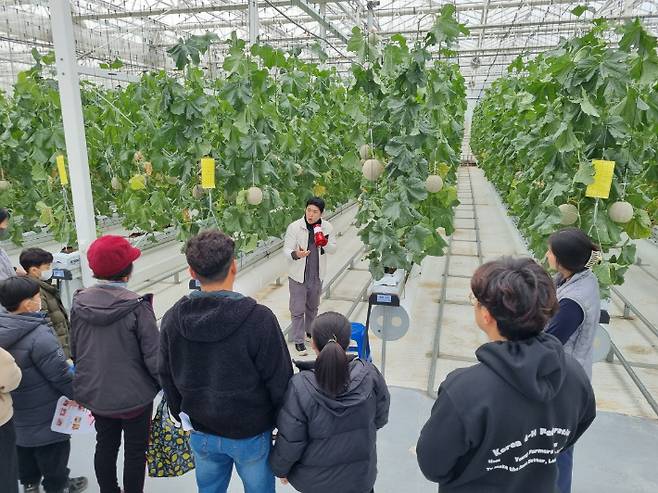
(283, 197, 337, 356)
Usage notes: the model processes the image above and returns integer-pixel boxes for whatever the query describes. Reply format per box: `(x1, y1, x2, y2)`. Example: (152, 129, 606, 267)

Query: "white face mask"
(30, 298, 42, 313)
(40, 269, 53, 281)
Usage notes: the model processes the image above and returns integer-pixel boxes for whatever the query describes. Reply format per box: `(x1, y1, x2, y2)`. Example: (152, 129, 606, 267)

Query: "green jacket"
(39, 280, 71, 359)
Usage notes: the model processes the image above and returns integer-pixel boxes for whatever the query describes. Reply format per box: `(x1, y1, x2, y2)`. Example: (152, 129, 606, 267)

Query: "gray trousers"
(288, 277, 322, 344)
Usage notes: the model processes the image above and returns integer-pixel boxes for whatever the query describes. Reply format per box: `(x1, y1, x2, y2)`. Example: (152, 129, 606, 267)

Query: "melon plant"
(246, 186, 263, 206)
(128, 175, 146, 191)
(362, 159, 384, 181)
(425, 175, 444, 193)
(471, 19, 657, 294)
(558, 204, 579, 225)
(0, 36, 366, 251)
(351, 4, 466, 279)
(191, 185, 205, 199)
(359, 144, 373, 160)
(608, 201, 634, 224)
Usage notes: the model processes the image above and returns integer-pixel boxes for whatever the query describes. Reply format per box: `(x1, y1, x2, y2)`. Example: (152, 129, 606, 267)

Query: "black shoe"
(305, 332, 312, 341)
(295, 343, 308, 356)
(62, 477, 88, 493)
(23, 484, 39, 493)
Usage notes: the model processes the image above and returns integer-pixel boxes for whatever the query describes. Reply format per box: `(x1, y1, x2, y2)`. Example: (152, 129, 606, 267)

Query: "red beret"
(87, 235, 141, 278)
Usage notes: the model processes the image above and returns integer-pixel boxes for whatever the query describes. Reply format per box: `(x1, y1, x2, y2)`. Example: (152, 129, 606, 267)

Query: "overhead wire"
(261, 0, 354, 62)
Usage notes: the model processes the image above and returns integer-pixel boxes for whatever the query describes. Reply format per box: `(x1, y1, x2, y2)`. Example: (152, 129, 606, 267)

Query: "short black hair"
(19, 248, 54, 272)
(0, 208, 10, 223)
(471, 257, 558, 341)
(306, 196, 325, 213)
(0, 276, 40, 312)
(94, 263, 134, 282)
(548, 228, 601, 273)
(185, 230, 235, 284)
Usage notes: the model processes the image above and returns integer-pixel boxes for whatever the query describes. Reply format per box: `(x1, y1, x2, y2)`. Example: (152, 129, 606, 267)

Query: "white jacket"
(283, 217, 337, 283)
(0, 346, 21, 426)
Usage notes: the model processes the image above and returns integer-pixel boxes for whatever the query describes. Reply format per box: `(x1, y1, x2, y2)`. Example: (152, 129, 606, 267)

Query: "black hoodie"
(270, 358, 390, 493)
(417, 333, 595, 493)
(158, 291, 293, 439)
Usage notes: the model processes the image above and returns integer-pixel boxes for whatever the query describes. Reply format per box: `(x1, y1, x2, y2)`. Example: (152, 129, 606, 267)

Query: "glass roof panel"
(0, 0, 654, 93)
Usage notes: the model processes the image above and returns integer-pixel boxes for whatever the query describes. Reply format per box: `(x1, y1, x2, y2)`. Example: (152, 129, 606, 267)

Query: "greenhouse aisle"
(61, 166, 658, 492)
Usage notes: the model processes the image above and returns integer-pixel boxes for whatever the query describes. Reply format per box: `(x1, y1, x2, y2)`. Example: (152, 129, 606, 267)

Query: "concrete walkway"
(65, 387, 658, 492)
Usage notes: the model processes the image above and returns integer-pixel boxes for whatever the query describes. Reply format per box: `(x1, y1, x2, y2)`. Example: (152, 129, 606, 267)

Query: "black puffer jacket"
(270, 358, 390, 493)
(0, 311, 73, 447)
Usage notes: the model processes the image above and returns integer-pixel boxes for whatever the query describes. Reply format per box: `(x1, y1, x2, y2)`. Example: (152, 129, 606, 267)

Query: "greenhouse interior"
(0, 0, 656, 492)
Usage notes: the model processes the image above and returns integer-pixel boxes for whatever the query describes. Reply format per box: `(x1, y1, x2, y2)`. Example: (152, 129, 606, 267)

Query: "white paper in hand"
(51, 397, 95, 434)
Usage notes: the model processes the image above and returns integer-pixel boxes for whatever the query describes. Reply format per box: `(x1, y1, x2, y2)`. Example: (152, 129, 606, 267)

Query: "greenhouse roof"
(0, 0, 656, 96)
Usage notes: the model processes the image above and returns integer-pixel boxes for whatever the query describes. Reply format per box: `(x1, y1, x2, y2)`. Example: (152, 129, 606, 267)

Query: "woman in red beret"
(69, 235, 160, 493)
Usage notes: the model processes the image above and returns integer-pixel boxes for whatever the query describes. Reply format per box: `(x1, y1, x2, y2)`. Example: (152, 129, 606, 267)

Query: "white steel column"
(248, 0, 259, 44)
(49, 0, 97, 287)
(319, 2, 327, 40)
(367, 3, 373, 31)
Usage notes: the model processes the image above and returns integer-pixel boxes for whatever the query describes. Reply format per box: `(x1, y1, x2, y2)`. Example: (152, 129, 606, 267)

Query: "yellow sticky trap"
(56, 155, 68, 186)
(201, 157, 215, 189)
(586, 160, 615, 199)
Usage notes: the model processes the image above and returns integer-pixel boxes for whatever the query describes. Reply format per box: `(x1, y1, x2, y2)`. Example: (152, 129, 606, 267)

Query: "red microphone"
(313, 224, 328, 247)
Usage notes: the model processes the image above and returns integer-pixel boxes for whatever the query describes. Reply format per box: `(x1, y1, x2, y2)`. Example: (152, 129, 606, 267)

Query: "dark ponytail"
(311, 311, 352, 398)
(548, 227, 601, 273)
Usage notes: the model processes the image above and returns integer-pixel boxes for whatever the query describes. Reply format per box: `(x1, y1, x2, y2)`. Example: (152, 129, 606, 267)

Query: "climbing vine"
(471, 19, 658, 294)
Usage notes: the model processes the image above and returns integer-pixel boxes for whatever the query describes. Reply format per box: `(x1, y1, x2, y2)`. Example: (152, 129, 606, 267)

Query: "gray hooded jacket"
(0, 311, 73, 447)
(270, 358, 390, 493)
(70, 284, 160, 415)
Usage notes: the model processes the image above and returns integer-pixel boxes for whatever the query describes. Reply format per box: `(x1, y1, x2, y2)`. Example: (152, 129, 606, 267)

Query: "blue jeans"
(189, 430, 275, 493)
(556, 447, 574, 493)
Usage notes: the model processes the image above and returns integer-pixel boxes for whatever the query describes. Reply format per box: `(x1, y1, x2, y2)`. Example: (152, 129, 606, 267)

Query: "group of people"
(0, 198, 602, 493)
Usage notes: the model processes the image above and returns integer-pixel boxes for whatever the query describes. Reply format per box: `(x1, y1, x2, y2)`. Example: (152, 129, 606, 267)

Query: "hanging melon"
(247, 186, 263, 205)
(359, 144, 372, 160)
(128, 174, 146, 191)
(608, 201, 634, 224)
(192, 185, 205, 199)
(362, 159, 383, 181)
(425, 175, 444, 193)
(558, 203, 579, 225)
(0, 180, 11, 192)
